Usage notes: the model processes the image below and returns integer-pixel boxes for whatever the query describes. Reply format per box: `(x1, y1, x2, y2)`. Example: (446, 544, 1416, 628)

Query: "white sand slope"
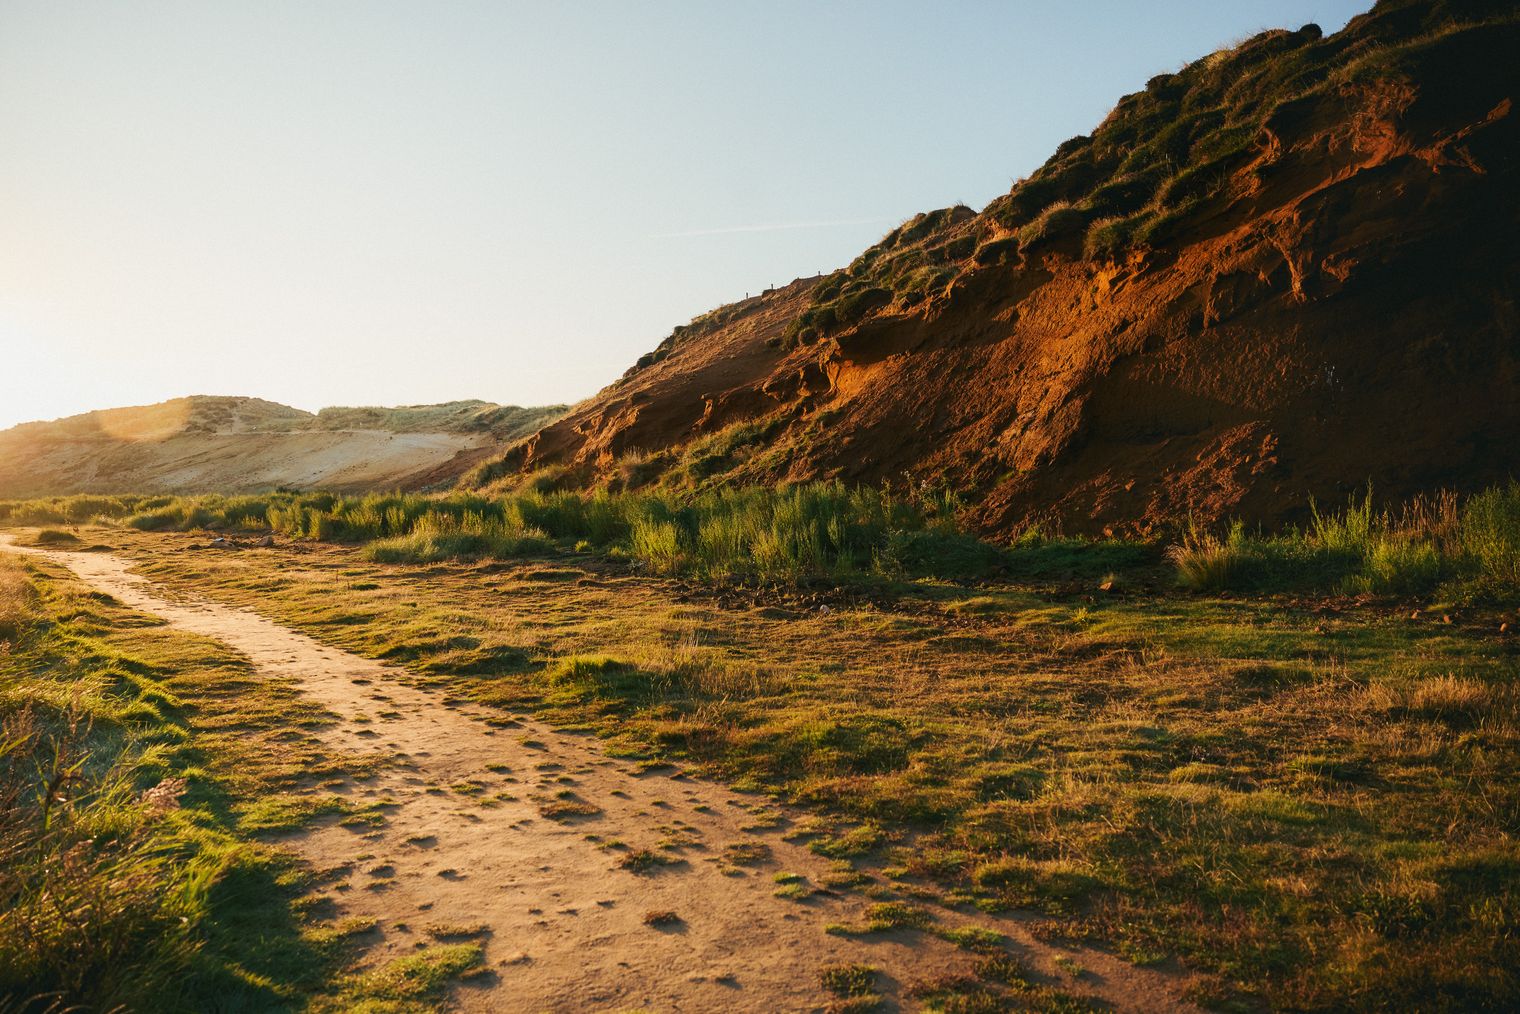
(0, 396, 562, 496)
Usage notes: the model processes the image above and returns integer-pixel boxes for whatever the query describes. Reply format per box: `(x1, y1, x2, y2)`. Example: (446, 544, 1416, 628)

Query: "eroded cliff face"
(487, 0, 1520, 536)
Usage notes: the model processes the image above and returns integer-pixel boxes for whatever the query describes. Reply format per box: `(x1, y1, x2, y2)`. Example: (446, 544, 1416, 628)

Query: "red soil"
(489, 2, 1520, 536)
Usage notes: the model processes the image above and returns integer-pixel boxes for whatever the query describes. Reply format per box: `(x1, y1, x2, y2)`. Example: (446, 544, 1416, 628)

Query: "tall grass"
(3, 483, 989, 582)
(0, 558, 30, 641)
(0, 702, 194, 1007)
(0, 556, 197, 1007)
(7, 481, 1518, 596)
(0, 494, 147, 526)
(1461, 481, 1520, 586)
(365, 510, 552, 564)
(631, 485, 899, 579)
(1167, 522, 1248, 592)
(1169, 485, 1520, 596)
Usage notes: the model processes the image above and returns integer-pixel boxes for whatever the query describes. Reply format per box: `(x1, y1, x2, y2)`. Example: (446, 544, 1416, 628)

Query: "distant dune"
(0, 396, 565, 497)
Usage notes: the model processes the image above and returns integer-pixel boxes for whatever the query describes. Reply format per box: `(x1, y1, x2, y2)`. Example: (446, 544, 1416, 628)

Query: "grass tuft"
(820, 963, 878, 998)
(1166, 485, 1520, 597)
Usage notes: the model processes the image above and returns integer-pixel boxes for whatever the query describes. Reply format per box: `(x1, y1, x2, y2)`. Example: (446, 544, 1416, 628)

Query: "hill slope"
(481, 0, 1520, 535)
(0, 396, 564, 497)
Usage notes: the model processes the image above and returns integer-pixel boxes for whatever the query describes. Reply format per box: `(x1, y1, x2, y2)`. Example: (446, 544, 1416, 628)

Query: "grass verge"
(0, 551, 453, 1012)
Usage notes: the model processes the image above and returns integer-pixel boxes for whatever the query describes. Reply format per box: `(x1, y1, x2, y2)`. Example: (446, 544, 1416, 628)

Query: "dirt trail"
(6, 537, 1199, 1013)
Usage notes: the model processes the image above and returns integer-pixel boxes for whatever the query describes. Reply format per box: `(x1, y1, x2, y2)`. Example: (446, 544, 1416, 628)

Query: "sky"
(0, 0, 1370, 430)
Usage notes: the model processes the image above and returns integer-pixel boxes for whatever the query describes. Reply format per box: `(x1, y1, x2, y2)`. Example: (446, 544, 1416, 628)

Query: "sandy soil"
(6, 537, 1200, 1013)
(0, 430, 498, 497)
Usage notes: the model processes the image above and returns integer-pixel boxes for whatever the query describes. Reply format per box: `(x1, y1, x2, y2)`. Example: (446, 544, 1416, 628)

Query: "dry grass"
(1359, 673, 1510, 728)
(19, 524, 1520, 1010)
(618, 849, 678, 873)
(0, 556, 29, 641)
(537, 796, 602, 820)
(721, 841, 772, 867)
(1407, 674, 1494, 721)
(1166, 531, 1239, 591)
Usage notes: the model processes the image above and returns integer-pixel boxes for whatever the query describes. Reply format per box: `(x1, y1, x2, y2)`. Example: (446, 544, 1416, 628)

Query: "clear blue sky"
(0, 0, 1369, 429)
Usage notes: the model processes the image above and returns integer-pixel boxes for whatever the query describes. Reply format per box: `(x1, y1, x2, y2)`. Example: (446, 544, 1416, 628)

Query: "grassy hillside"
(777, 0, 1518, 350)
(313, 400, 565, 439)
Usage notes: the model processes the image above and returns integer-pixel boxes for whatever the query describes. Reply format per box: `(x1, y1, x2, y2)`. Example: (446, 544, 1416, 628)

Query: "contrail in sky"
(652, 217, 895, 239)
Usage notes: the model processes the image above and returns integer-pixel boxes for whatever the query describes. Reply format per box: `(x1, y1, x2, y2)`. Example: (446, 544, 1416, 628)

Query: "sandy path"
(6, 538, 1199, 1013)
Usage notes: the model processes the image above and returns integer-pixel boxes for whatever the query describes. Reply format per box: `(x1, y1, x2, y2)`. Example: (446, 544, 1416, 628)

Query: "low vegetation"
(1169, 485, 1520, 598)
(819, 962, 877, 998)
(3, 479, 1519, 1009)
(6, 481, 1519, 600)
(0, 482, 993, 582)
(0, 553, 428, 1011)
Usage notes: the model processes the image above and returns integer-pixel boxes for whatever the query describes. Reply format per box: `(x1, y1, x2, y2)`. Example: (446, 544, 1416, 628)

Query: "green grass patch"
(321, 943, 482, 1010)
(0, 552, 380, 1012)
(820, 962, 878, 998)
